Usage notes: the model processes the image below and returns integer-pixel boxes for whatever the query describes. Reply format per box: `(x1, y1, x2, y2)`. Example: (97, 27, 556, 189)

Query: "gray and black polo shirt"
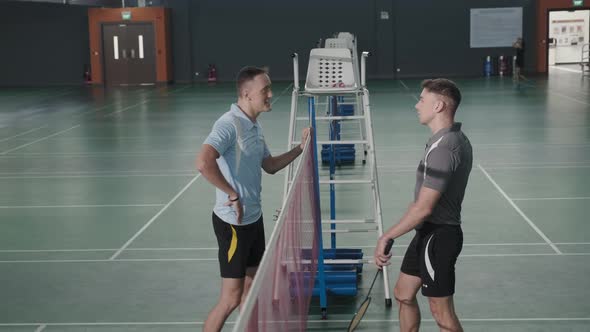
(414, 122, 472, 227)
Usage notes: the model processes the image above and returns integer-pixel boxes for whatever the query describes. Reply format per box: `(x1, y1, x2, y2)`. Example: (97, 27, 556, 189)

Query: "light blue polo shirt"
(203, 104, 271, 226)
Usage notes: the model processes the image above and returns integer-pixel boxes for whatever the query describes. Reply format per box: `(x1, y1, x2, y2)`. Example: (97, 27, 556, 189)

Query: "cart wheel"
(385, 298, 393, 307)
(321, 308, 327, 320)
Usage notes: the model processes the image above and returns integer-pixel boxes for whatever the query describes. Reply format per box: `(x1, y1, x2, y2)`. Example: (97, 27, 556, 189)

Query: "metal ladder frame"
(283, 50, 392, 317)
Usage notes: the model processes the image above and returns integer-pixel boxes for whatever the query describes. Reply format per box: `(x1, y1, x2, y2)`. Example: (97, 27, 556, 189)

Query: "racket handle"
(384, 238, 394, 255)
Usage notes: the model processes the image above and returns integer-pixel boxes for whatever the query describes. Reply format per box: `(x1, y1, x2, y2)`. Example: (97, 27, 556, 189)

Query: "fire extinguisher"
(499, 56, 507, 77)
(208, 64, 217, 83)
(83, 64, 92, 84)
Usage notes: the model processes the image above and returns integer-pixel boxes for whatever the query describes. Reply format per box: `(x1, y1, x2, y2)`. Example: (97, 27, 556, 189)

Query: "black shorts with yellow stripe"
(212, 212, 265, 279)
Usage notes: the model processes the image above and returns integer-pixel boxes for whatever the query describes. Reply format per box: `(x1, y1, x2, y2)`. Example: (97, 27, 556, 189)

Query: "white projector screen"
(470, 7, 523, 48)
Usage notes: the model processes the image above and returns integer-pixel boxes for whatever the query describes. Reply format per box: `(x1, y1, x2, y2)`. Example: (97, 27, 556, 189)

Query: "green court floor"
(0, 68, 589, 331)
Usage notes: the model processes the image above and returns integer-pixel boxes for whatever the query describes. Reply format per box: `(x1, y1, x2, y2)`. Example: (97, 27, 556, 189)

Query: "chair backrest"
(305, 48, 357, 93)
(324, 36, 360, 87)
(325, 38, 354, 50)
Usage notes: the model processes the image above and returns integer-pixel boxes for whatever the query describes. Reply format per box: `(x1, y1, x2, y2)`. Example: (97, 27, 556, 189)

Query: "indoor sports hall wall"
(0, 1, 90, 86)
(0, 0, 538, 85)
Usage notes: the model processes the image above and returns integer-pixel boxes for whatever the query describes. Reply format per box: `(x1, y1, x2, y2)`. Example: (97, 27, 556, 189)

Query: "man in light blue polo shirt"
(196, 66, 309, 332)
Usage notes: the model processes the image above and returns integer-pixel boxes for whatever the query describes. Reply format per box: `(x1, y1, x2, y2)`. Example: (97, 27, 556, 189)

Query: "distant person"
(513, 37, 525, 81)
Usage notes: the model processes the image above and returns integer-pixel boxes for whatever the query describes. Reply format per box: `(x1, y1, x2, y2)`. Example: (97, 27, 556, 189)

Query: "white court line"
(399, 80, 419, 101)
(0, 126, 46, 143)
(375, 142, 590, 151)
(460, 253, 589, 257)
(348, 243, 551, 249)
(479, 161, 590, 166)
(34, 324, 46, 332)
(79, 86, 192, 117)
(377, 161, 590, 170)
(0, 174, 195, 179)
(3, 242, 587, 254)
(271, 83, 293, 106)
(0, 170, 196, 176)
(0, 249, 115, 253)
(5, 150, 590, 159)
(0, 204, 165, 209)
(1, 253, 588, 264)
(478, 164, 562, 255)
(31, 135, 206, 140)
(399, 80, 410, 91)
(105, 102, 149, 116)
(0, 247, 215, 252)
(307, 317, 590, 323)
(0, 258, 218, 263)
(1, 317, 589, 327)
(0, 125, 80, 155)
(109, 174, 201, 260)
(0, 150, 196, 156)
(125, 247, 217, 251)
(548, 90, 590, 106)
(549, 65, 583, 73)
(105, 85, 193, 116)
(483, 165, 590, 170)
(513, 197, 590, 201)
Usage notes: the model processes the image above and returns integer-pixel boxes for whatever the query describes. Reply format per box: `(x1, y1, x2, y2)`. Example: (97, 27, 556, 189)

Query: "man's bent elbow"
(410, 203, 433, 220)
(196, 157, 210, 174)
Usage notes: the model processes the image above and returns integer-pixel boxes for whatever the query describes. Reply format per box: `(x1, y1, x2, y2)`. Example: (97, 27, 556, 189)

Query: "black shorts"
(400, 223, 463, 297)
(212, 212, 265, 279)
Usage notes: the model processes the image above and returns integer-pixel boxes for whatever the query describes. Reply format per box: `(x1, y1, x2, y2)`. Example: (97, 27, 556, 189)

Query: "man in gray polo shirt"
(374, 79, 472, 332)
(196, 66, 309, 332)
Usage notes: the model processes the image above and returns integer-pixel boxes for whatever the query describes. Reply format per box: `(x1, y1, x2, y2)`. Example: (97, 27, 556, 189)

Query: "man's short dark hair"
(236, 66, 267, 96)
(421, 78, 462, 112)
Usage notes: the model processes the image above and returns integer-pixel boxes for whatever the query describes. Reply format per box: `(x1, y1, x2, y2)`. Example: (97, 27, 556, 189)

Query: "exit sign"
(573, 0, 584, 6)
(121, 11, 132, 20)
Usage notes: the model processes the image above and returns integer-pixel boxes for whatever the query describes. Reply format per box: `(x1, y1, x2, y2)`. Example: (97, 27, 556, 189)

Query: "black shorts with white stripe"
(400, 222, 463, 297)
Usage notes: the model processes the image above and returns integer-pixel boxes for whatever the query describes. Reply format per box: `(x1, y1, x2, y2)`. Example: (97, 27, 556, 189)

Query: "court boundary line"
(478, 164, 562, 254)
(13, 135, 207, 140)
(0, 174, 195, 179)
(549, 65, 583, 73)
(0, 126, 47, 143)
(547, 90, 590, 106)
(104, 85, 192, 117)
(0, 151, 197, 157)
(1, 242, 588, 253)
(109, 174, 201, 260)
(482, 165, 590, 170)
(0, 125, 80, 155)
(399, 80, 419, 101)
(2, 317, 589, 327)
(512, 197, 590, 201)
(271, 83, 293, 106)
(0, 252, 588, 264)
(34, 324, 46, 332)
(0, 204, 165, 209)
(0, 170, 196, 176)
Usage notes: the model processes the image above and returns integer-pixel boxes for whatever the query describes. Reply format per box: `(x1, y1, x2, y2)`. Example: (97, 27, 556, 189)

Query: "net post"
(329, 95, 337, 249)
(309, 96, 328, 315)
